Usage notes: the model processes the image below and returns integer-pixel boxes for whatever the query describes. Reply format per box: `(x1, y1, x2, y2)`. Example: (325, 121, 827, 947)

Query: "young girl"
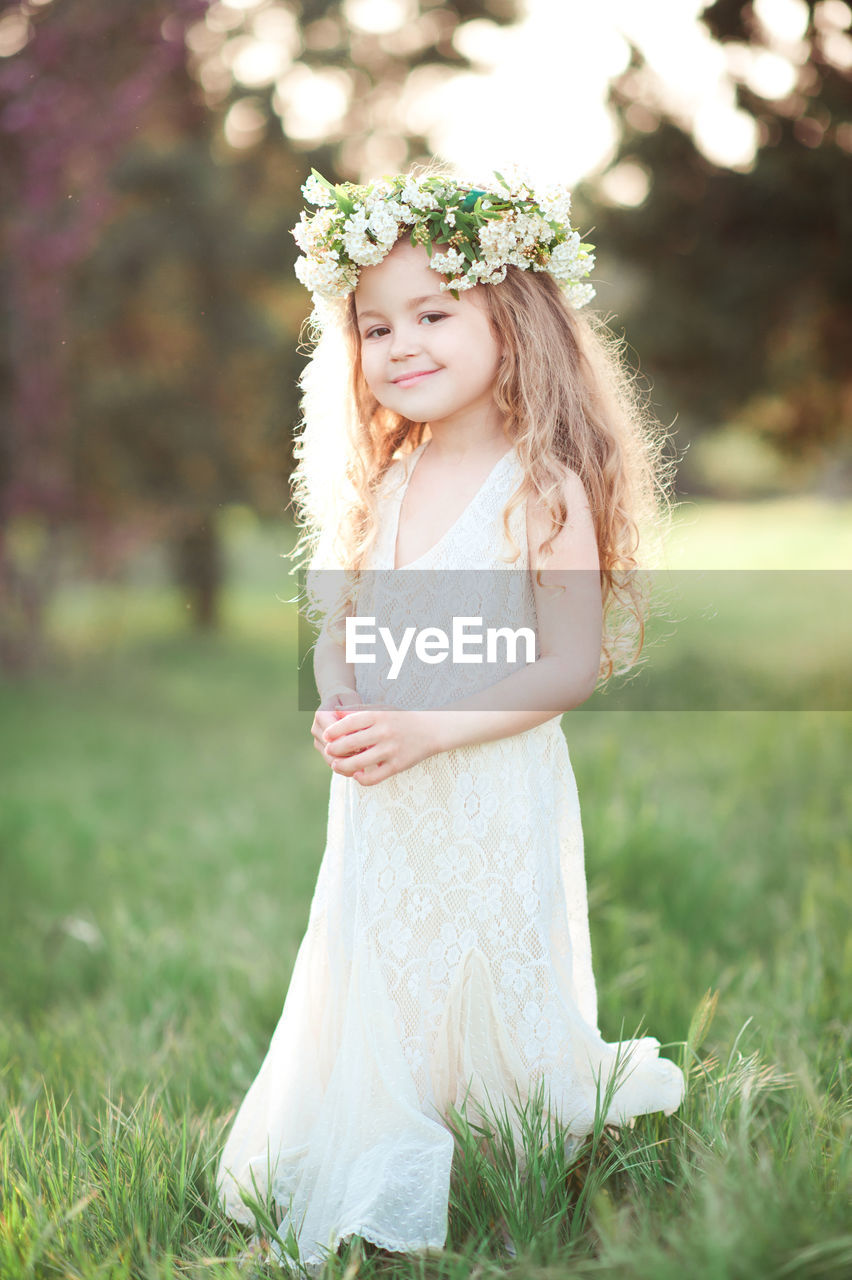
(216, 164, 685, 1272)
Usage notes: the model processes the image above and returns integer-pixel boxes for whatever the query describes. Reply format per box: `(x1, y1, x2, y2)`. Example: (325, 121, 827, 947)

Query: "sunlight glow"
(407, 0, 762, 186)
(224, 96, 267, 148)
(596, 160, 652, 207)
(418, 3, 630, 188)
(210, 0, 793, 180)
(725, 43, 799, 98)
(814, 0, 852, 29)
(226, 36, 293, 87)
(253, 4, 301, 48)
(0, 10, 30, 57)
(753, 0, 810, 43)
(343, 0, 415, 36)
(274, 65, 352, 141)
(822, 28, 852, 68)
(694, 101, 759, 169)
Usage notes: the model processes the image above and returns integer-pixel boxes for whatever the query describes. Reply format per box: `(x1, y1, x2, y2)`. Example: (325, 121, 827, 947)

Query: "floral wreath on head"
(291, 165, 596, 328)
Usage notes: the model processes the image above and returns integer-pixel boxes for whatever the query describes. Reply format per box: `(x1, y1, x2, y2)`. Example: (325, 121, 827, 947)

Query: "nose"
(388, 321, 422, 361)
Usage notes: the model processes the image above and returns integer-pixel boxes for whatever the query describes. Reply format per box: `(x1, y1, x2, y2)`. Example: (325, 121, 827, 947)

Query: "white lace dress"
(216, 441, 685, 1272)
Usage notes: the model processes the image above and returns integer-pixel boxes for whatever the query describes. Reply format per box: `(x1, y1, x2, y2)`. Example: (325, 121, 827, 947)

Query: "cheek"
(359, 348, 381, 389)
(460, 319, 500, 367)
(469, 336, 502, 378)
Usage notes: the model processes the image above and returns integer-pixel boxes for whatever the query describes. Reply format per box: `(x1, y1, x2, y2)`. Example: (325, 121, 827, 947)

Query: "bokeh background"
(1, 0, 851, 659)
(0, 2, 850, 1277)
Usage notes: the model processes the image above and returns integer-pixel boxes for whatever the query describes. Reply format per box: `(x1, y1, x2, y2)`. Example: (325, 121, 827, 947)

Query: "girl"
(216, 164, 685, 1273)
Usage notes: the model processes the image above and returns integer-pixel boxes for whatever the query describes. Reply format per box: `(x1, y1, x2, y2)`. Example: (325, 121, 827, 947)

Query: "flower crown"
(291, 167, 596, 322)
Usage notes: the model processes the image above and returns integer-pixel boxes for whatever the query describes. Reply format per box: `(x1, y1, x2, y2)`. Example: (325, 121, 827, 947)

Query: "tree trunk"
(170, 511, 223, 630)
(0, 521, 60, 675)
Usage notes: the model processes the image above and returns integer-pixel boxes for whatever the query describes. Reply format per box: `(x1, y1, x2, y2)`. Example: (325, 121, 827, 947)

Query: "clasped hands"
(311, 690, 439, 786)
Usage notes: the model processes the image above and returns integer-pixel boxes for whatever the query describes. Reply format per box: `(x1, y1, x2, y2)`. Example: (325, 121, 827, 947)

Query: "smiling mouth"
(392, 369, 439, 387)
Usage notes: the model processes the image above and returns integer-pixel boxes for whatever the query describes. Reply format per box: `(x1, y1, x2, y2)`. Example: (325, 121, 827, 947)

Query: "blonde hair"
(289, 240, 677, 682)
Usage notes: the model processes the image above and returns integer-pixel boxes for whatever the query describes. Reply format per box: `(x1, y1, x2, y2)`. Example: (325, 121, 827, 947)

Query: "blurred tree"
(0, 0, 212, 669)
(0, 0, 519, 670)
(581, 0, 852, 496)
(68, 83, 305, 634)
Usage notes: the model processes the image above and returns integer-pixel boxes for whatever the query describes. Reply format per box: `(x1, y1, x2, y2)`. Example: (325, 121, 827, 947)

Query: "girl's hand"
(322, 703, 439, 786)
(312, 688, 363, 764)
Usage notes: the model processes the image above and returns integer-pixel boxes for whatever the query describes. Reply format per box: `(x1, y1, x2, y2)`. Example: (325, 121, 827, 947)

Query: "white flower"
(470, 878, 503, 916)
(292, 209, 328, 253)
(401, 179, 439, 210)
(395, 201, 418, 225)
(369, 178, 395, 201)
(547, 232, 584, 281)
(426, 921, 477, 985)
(383, 915, 413, 961)
(367, 203, 401, 247)
(449, 770, 499, 839)
(513, 212, 549, 246)
(291, 166, 595, 312)
(294, 254, 353, 298)
(519, 1000, 552, 1051)
(437, 274, 477, 291)
(363, 839, 413, 911)
(486, 911, 515, 951)
(536, 183, 572, 226)
(499, 161, 534, 198)
(342, 210, 387, 265)
(434, 842, 470, 884)
(429, 247, 466, 277)
(470, 259, 507, 285)
(561, 280, 596, 308)
(405, 889, 434, 925)
(512, 866, 542, 917)
(501, 954, 532, 1000)
(301, 174, 336, 207)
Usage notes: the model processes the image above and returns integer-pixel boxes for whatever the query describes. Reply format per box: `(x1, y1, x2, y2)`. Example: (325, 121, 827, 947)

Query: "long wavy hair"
(289, 235, 678, 682)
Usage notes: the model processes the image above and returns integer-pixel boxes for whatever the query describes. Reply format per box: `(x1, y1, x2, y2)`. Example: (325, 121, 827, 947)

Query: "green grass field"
(1, 498, 850, 1278)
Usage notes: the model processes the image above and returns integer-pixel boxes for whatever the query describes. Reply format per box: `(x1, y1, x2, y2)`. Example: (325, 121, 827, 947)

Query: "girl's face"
(354, 239, 505, 431)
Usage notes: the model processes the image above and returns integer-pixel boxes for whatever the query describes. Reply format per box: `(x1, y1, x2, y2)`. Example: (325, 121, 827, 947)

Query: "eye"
(364, 325, 390, 339)
(421, 312, 446, 325)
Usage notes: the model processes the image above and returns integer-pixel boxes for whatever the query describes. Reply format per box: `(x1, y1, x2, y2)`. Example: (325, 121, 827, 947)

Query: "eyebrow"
(356, 294, 451, 322)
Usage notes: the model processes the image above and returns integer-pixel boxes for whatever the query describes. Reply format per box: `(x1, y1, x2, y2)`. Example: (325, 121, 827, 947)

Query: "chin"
(384, 393, 445, 416)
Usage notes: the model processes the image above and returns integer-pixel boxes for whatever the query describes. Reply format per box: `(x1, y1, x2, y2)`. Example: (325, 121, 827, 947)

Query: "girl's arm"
(311, 614, 364, 772)
(427, 467, 602, 752)
(313, 615, 359, 704)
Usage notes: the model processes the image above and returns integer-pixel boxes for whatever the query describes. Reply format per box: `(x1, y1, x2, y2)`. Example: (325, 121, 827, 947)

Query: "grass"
(0, 498, 850, 1277)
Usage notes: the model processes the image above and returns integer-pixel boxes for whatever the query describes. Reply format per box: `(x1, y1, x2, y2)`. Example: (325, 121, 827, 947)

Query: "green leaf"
(460, 188, 486, 212)
(494, 171, 511, 191)
(311, 167, 336, 193)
